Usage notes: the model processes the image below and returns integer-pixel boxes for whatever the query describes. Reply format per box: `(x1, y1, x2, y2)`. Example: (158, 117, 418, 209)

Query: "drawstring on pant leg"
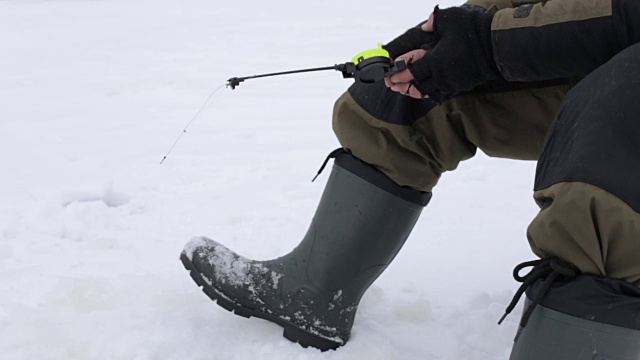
(498, 258, 578, 332)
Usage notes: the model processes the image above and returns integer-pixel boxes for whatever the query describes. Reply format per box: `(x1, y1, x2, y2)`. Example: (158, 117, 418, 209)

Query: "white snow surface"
(0, 0, 539, 358)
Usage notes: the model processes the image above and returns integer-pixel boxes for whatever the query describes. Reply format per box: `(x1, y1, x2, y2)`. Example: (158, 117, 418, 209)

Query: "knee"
(535, 47, 640, 211)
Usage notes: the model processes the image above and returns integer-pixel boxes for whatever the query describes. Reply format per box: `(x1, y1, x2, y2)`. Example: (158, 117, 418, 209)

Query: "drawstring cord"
(312, 148, 346, 182)
(498, 258, 578, 330)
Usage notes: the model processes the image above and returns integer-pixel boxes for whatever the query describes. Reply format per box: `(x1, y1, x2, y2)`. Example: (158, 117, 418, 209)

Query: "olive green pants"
(332, 79, 640, 286)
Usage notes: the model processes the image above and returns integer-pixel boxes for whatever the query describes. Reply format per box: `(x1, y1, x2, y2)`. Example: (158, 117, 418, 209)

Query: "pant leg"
(333, 80, 571, 192)
(528, 43, 640, 286)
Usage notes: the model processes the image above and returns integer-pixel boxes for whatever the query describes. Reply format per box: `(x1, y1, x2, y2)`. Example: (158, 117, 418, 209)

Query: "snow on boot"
(180, 150, 431, 351)
(500, 259, 640, 359)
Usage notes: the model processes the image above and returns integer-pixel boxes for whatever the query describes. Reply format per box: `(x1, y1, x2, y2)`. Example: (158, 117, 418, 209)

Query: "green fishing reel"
(338, 44, 407, 84)
(227, 44, 406, 89)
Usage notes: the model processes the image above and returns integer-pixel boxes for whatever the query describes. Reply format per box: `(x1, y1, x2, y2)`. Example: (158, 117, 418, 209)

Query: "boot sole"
(180, 252, 342, 352)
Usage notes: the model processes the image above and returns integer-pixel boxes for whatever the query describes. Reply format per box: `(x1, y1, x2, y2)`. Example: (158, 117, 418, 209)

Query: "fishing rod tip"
(227, 77, 243, 90)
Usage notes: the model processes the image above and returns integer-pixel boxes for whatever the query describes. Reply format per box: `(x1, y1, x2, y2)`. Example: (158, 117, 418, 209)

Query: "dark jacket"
(467, 0, 640, 81)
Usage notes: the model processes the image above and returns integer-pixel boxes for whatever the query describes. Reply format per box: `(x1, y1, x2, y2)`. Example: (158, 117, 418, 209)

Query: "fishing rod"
(161, 45, 406, 164)
(227, 45, 406, 89)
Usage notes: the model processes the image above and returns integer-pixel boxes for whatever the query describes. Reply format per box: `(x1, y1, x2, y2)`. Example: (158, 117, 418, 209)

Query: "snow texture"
(1, 0, 539, 359)
(191, 237, 272, 289)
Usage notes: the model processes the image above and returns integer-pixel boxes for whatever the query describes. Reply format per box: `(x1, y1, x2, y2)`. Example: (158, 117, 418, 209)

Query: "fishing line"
(159, 75, 332, 165)
(160, 83, 226, 164)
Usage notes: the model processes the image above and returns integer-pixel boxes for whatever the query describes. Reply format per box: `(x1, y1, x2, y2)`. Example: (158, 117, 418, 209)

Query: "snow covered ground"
(1, 0, 541, 358)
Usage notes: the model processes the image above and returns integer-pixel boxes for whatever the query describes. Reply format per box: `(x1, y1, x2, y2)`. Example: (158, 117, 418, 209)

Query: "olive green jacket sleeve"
(491, 0, 640, 81)
(464, 0, 514, 12)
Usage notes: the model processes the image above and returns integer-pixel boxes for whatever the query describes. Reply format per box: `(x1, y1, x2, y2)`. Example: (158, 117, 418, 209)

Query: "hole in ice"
(61, 188, 131, 208)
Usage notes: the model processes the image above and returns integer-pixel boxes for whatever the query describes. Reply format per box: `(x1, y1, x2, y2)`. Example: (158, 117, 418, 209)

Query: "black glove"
(383, 22, 439, 59)
(409, 6, 500, 102)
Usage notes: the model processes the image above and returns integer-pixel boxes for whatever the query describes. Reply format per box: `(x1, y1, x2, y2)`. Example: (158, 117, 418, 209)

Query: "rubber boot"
(180, 151, 431, 351)
(503, 261, 640, 359)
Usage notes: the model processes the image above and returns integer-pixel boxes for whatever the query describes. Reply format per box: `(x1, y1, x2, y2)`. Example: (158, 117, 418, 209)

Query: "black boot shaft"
(291, 163, 424, 299)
